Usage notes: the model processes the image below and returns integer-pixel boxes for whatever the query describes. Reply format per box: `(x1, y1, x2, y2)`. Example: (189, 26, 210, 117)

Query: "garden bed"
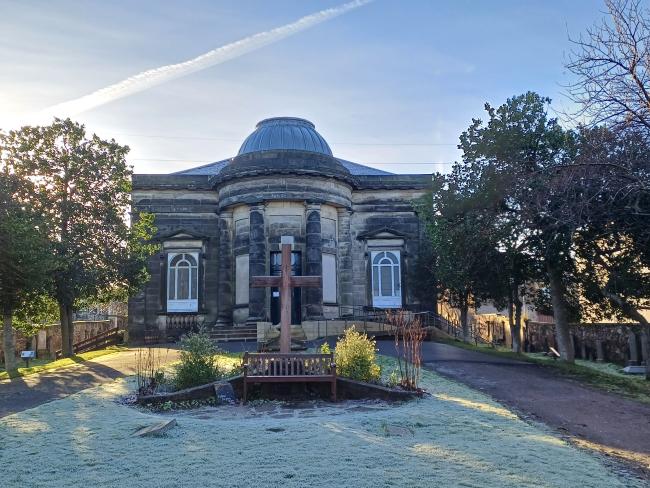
(137, 376, 243, 405)
(136, 374, 422, 406)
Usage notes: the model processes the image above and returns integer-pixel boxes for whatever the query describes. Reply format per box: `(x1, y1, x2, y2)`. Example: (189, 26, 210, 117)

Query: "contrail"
(39, 0, 373, 119)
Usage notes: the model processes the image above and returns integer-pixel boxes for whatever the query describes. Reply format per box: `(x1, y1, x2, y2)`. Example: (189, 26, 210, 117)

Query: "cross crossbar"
(249, 238, 321, 353)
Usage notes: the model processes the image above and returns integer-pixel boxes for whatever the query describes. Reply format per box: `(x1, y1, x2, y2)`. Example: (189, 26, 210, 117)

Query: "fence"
(55, 327, 124, 359)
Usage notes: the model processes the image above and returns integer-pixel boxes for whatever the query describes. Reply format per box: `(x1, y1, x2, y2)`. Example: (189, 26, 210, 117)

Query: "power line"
(114, 132, 457, 147)
(129, 157, 451, 165)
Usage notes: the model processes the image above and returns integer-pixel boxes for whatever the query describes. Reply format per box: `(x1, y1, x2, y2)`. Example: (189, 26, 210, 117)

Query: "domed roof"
(238, 117, 333, 156)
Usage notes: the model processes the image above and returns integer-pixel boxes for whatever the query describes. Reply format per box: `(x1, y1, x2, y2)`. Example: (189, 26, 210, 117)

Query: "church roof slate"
(173, 157, 394, 177)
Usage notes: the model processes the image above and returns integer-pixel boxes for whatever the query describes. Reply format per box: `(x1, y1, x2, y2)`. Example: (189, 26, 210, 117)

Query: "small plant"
(388, 310, 426, 390)
(387, 370, 399, 388)
(334, 327, 381, 382)
(320, 342, 331, 354)
(135, 347, 166, 396)
(174, 331, 223, 390)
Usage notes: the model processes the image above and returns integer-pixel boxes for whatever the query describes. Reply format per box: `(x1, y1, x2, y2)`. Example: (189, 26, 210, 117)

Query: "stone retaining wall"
(524, 321, 648, 365)
(1, 320, 117, 361)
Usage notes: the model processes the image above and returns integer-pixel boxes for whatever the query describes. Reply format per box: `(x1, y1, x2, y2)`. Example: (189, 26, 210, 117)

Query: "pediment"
(157, 229, 207, 241)
(356, 227, 410, 241)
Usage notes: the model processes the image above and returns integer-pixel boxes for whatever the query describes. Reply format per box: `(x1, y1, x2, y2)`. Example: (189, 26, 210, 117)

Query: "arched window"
(167, 252, 199, 312)
(371, 250, 401, 308)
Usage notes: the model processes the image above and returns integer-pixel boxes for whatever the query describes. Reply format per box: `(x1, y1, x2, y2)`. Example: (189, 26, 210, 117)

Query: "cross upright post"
(251, 236, 321, 353)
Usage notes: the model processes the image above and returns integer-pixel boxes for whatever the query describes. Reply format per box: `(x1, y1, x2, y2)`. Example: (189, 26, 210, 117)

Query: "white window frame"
(370, 250, 402, 308)
(167, 252, 199, 312)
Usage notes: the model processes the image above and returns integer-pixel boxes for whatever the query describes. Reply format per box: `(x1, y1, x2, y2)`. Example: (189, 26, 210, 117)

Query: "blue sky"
(1, 0, 605, 174)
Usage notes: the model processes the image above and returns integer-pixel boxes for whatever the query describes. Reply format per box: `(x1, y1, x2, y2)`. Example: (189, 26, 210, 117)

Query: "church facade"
(128, 117, 430, 342)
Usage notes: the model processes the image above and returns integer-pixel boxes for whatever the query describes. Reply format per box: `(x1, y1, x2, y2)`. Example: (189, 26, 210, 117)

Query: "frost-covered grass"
(1, 357, 641, 488)
(0, 346, 126, 380)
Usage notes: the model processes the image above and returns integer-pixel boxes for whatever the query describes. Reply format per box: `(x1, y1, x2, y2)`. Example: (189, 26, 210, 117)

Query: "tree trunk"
(460, 291, 470, 343)
(2, 309, 17, 371)
(512, 298, 523, 354)
(547, 264, 575, 363)
(505, 300, 514, 349)
(59, 302, 74, 358)
(641, 330, 650, 381)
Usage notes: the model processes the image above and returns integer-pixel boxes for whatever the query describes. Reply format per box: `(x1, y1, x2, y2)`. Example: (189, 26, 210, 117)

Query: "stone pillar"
(641, 330, 649, 366)
(595, 339, 605, 362)
(248, 203, 267, 322)
(628, 330, 640, 366)
(337, 208, 353, 316)
(216, 210, 234, 325)
(305, 202, 323, 319)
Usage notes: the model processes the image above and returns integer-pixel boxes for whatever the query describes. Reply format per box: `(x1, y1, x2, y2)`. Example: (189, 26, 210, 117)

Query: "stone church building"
(128, 117, 430, 342)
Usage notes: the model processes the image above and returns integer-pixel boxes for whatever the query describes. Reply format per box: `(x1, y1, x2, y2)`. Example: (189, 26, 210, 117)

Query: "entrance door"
(270, 251, 302, 325)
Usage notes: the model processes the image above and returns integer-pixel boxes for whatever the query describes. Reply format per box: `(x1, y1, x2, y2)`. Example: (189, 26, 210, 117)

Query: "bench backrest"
(243, 353, 335, 377)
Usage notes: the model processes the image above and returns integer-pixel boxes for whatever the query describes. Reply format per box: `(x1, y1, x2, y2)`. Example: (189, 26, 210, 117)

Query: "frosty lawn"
(1, 359, 641, 488)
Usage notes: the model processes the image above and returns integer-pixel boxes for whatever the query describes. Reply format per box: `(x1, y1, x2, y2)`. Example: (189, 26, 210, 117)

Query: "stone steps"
(209, 326, 257, 343)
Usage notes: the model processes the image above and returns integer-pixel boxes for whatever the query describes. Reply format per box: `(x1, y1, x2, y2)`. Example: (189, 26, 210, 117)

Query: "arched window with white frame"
(167, 252, 199, 312)
(371, 250, 402, 308)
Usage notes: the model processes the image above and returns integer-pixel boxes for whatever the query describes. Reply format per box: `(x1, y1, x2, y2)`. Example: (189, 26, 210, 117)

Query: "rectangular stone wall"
(349, 188, 426, 311)
(129, 187, 219, 342)
(0, 320, 115, 361)
(525, 321, 647, 365)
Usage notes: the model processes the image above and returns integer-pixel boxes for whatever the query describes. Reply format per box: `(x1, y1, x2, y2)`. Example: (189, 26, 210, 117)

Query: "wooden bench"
(242, 352, 337, 403)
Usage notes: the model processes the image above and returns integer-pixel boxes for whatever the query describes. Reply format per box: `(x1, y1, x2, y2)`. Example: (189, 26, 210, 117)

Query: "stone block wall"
(129, 177, 219, 342)
(0, 320, 115, 362)
(524, 321, 648, 365)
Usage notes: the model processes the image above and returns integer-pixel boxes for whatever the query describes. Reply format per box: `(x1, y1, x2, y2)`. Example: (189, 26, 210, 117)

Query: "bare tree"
(567, 0, 650, 134)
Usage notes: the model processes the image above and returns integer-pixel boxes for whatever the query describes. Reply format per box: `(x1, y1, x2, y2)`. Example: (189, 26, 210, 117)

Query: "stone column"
(641, 330, 649, 366)
(305, 202, 323, 319)
(628, 330, 640, 366)
(216, 210, 234, 325)
(248, 203, 267, 322)
(595, 339, 605, 362)
(337, 208, 353, 316)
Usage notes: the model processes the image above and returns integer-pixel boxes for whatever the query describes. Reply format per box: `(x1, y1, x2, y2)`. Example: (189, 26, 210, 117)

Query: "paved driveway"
(0, 347, 179, 418)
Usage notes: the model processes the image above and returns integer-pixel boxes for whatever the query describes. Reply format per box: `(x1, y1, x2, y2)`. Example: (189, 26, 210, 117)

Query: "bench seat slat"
(247, 376, 334, 383)
(242, 352, 336, 403)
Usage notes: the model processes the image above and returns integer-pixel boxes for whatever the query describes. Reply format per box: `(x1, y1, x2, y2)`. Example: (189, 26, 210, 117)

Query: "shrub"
(388, 310, 425, 390)
(320, 342, 331, 354)
(174, 332, 223, 390)
(334, 327, 381, 382)
(135, 347, 165, 396)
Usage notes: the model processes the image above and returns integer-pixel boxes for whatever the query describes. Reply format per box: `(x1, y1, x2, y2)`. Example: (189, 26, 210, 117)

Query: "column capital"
(305, 201, 322, 212)
(249, 202, 266, 213)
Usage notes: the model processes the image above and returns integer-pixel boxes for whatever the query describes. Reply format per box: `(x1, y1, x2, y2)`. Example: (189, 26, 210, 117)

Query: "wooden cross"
(251, 236, 321, 353)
